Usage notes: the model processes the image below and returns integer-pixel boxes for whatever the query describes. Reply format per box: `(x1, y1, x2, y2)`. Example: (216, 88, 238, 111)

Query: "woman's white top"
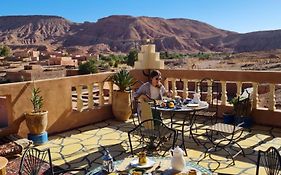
(150, 85, 160, 100)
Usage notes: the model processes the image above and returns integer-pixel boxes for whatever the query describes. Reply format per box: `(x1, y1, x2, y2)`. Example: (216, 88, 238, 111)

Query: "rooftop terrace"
(1, 67, 281, 174)
(22, 116, 281, 175)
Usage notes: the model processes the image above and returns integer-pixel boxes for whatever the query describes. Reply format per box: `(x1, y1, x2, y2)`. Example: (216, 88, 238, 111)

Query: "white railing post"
(183, 79, 188, 99)
(221, 81, 227, 105)
(207, 80, 212, 103)
(164, 78, 169, 92)
(252, 82, 259, 109)
(269, 84, 276, 111)
(76, 85, 83, 112)
(87, 83, 94, 109)
(99, 82, 104, 106)
(108, 81, 113, 104)
(171, 78, 177, 98)
(236, 81, 242, 97)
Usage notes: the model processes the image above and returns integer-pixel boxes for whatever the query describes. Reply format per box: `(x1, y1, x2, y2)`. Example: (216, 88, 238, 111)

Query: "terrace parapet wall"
(1, 69, 281, 137)
(0, 72, 115, 137)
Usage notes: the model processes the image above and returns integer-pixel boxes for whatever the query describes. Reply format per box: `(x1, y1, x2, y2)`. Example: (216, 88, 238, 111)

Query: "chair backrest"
(256, 147, 281, 175)
(197, 78, 220, 113)
(128, 119, 176, 156)
(19, 147, 53, 175)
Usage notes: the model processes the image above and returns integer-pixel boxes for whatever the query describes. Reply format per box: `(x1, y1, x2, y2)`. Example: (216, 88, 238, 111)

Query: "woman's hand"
(138, 94, 150, 102)
(166, 90, 172, 98)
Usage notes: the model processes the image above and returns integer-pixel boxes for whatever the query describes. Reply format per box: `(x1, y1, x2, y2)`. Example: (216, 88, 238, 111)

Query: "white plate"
(130, 158, 155, 168)
(186, 103, 199, 107)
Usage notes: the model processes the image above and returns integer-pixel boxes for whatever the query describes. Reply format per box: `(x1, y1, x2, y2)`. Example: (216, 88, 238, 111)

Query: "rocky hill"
(0, 15, 281, 53)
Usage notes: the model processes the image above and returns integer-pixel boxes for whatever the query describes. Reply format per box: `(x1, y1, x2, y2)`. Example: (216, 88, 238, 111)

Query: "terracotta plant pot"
(25, 111, 48, 134)
(112, 91, 132, 121)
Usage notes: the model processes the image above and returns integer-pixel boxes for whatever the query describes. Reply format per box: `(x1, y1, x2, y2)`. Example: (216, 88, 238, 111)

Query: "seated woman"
(133, 70, 169, 101)
(133, 70, 170, 121)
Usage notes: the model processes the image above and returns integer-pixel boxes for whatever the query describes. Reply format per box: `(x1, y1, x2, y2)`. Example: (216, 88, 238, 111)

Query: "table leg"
(189, 111, 200, 145)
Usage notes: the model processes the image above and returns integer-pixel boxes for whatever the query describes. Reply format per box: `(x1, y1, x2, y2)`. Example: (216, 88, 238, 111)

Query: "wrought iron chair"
(128, 119, 177, 156)
(198, 95, 250, 171)
(19, 147, 85, 175)
(256, 147, 281, 175)
(131, 93, 161, 126)
(195, 78, 220, 124)
(129, 80, 146, 126)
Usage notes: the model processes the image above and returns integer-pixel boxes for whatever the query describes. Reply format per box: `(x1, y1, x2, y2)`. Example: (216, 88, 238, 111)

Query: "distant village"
(0, 47, 128, 84)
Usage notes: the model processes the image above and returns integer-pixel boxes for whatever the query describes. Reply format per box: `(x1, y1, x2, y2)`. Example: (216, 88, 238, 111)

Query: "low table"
(86, 156, 212, 175)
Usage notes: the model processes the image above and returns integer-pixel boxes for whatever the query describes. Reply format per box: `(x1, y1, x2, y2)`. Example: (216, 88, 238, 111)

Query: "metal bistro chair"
(128, 119, 177, 157)
(196, 78, 220, 124)
(199, 95, 250, 171)
(256, 147, 281, 175)
(19, 147, 85, 175)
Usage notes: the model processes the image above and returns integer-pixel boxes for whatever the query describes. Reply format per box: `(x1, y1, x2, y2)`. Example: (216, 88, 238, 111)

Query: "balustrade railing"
(1, 69, 281, 137)
(130, 69, 281, 127)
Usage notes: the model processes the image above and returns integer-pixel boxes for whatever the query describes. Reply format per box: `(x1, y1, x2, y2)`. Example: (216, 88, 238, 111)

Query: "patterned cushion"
(208, 123, 243, 134)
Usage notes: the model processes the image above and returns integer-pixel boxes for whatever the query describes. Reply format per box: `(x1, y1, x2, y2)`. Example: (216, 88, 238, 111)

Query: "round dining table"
(86, 156, 212, 175)
(153, 101, 209, 155)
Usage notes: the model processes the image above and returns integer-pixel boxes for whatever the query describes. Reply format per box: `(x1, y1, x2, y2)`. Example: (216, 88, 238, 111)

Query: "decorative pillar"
(221, 81, 227, 105)
(99, 82, 104, 106)
(76, 85, 83, 112)
(108, 81, 113, 104)
(87, 83, 94, 109)
(171, 78, 177, 98)
(252, 82, 259, 109)
(268, 84, 276, 111)
(236, 81, 242, 97)
(182, 79, 189, 99)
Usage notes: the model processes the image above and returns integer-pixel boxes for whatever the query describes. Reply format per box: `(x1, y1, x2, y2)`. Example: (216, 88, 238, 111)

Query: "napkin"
(117, 157, 134, 171)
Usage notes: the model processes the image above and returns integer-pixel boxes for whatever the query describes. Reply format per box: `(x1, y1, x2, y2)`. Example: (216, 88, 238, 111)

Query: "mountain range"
(0, 15, 281, 53)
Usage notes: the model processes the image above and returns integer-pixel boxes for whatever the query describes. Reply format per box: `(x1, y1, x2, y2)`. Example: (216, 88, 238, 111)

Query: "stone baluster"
(194, 80, 199, 93)
(87, 83, 94, 109)
(182, 79, 188, 99)
(206, 80, 212, 103)
(99, 82, 104, 106)
(236, 81, 242, 97)
(164, 78, 169, 91)
(268, 84, 276, 111)
(76, 85, 83, 112)
(171, 78, 177, 98)
(221, 81, 227, 105)
(252, 82, 259, 109)
(108, 81, 113, 104)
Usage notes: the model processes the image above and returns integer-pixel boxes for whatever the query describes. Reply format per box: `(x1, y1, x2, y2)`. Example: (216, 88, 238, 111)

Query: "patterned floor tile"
(35, 118, 281, 175)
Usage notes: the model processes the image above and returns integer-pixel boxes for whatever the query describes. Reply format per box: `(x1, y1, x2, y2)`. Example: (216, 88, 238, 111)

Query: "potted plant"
(25, 87, 48, 134)
(111, 69, 135, 121)
(228, 95, 252, 128)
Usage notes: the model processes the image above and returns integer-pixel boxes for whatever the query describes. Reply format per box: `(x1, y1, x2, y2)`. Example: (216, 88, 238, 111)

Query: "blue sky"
(0, 0, 280, 33)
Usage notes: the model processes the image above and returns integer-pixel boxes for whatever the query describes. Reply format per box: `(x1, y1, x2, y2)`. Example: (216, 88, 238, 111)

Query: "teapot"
(192, 93, 201, 103)
(170, 146, 185, 172)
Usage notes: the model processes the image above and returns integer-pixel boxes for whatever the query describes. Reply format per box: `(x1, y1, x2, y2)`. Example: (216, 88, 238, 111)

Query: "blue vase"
(236, 116, 252, 128)
(223, 113, 235, 124)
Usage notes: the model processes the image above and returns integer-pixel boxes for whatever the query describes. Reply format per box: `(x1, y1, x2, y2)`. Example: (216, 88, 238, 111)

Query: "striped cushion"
(209, 123, 243, 134)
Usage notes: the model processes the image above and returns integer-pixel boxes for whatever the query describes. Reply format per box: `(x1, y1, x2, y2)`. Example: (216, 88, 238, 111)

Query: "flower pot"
(25, 111, 48, 134)
(112, 91, 132, 121)
(223, 112, 235, 124)
(235, 116, 252, 128)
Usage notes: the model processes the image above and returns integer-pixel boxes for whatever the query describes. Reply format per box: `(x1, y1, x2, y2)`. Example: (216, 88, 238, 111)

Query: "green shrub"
(126, 50, 138, 66)
(0, 45, 11, 57)
(78, 59, 98, 74)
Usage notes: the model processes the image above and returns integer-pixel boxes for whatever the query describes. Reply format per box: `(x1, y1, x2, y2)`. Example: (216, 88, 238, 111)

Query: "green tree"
(78, 59, 98, 74)
(126, 50, 138, 66)
(0, 45, 11, 57)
